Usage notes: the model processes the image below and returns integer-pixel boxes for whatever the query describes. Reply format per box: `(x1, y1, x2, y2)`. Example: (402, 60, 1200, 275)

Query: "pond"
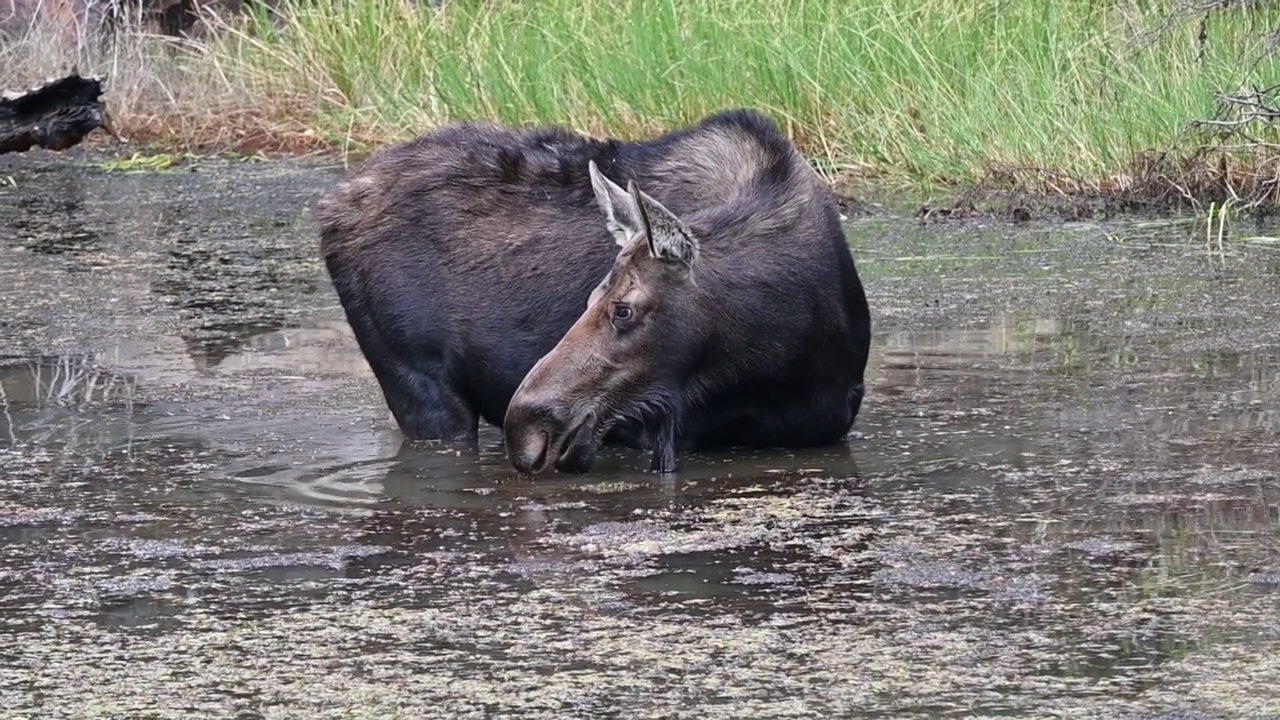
(1, 152, 1279, 718)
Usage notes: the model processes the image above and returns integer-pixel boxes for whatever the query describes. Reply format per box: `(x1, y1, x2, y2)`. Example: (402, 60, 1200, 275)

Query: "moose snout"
(508, 427, 551, 475)
(504, 400, 566, 475)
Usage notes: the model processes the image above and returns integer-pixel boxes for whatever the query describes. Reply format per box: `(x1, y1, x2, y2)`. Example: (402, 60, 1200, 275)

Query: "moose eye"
(611, 304, 634, 323)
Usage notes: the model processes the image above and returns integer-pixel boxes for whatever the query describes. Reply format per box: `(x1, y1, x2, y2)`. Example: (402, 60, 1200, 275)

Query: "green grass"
(205, 0, 1280, 198)
(5, 0, 1280, 207)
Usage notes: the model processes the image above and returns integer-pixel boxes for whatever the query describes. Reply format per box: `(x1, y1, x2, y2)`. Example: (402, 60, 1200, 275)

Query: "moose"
(317, 108, 871, 474)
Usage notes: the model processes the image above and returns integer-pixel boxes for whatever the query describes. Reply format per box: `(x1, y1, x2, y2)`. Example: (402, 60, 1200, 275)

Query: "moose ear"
(627, 180, 699, 266)
(588, 160, 641, 247)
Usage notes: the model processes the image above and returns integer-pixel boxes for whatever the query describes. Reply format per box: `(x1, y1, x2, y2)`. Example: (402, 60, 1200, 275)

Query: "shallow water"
(1, 151, 1279, 719)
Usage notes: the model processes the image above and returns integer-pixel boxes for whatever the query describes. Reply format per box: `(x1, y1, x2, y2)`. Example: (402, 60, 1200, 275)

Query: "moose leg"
(378, 358, 479, 446)
(338, 308, 478, 444)
(327, 262, 479, 445)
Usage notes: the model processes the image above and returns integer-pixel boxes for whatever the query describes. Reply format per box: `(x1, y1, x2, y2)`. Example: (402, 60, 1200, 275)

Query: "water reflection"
(0, 353, 138, 407)
(3, 160, 1280, 715)
(0, 157, 336, 382)
(149, 238, 320, 368)
(5, 174, 101, 264)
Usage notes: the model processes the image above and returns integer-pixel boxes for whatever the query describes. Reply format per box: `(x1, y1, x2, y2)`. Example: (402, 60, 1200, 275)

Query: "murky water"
(2, 151, 1279, 719)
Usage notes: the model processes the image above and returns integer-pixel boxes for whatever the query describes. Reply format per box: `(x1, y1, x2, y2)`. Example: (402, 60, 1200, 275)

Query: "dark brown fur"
(318, 109, 843, 444)
(502, 113, 873, 475)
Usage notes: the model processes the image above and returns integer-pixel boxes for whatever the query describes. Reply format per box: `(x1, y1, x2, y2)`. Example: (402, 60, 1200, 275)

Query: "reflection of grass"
(1198, 198, 1280, 253)
(1030, 488, 1280, 687)
(1204, 198, 1232, 259)
(0, 356, 138, 409)
(1108, 201, 1280, 252)
(0, 356, 140, 451)
(1085, 494, 1278, 605)
(995, 273, 1268, 375)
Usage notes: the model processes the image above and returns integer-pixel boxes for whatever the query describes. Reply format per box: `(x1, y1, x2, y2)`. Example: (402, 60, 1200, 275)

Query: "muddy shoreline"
(2, 147, 1279, 719)
(3, 137, 1242, 224)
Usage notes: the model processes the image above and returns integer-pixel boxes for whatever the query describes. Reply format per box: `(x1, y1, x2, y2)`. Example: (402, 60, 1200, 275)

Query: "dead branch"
(0, 73, 123, 154)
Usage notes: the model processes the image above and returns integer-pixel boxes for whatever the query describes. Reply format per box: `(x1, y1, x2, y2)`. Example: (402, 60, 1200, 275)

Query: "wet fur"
(317, 109, 842, 443)
(502, 112, 874, 472)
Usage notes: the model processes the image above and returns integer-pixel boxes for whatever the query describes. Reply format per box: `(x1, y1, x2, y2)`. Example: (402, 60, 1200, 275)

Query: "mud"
(2, 149, 1280, 719)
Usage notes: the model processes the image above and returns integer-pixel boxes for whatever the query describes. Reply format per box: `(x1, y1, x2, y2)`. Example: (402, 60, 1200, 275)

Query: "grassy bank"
(5, 0, 1280, 212)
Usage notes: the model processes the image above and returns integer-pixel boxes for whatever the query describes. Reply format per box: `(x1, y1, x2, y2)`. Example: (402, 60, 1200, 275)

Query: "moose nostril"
(512, 430, 551, 474)
(529, 431, 550, 473)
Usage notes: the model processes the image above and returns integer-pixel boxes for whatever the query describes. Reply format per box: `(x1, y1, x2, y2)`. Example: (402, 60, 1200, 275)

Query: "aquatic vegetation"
(97, 151, 185, 172)
(3, 161, 1280, 716)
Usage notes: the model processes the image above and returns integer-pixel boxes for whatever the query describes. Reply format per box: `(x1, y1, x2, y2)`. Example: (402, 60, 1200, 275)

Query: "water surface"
(2, 151, 1279, 719)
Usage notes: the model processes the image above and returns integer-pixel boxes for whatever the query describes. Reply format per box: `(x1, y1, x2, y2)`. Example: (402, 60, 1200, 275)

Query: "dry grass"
(943, 77, 1280, 217)
(0, 3, 327, 153)
(920, 145, 1280, 221)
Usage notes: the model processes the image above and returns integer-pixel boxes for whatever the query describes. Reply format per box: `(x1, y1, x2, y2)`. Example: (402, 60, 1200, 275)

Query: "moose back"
(316, 108, 872, 474)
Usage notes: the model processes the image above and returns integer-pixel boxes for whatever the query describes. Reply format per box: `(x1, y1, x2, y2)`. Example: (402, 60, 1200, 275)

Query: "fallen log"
(0, 73, 124, 155)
